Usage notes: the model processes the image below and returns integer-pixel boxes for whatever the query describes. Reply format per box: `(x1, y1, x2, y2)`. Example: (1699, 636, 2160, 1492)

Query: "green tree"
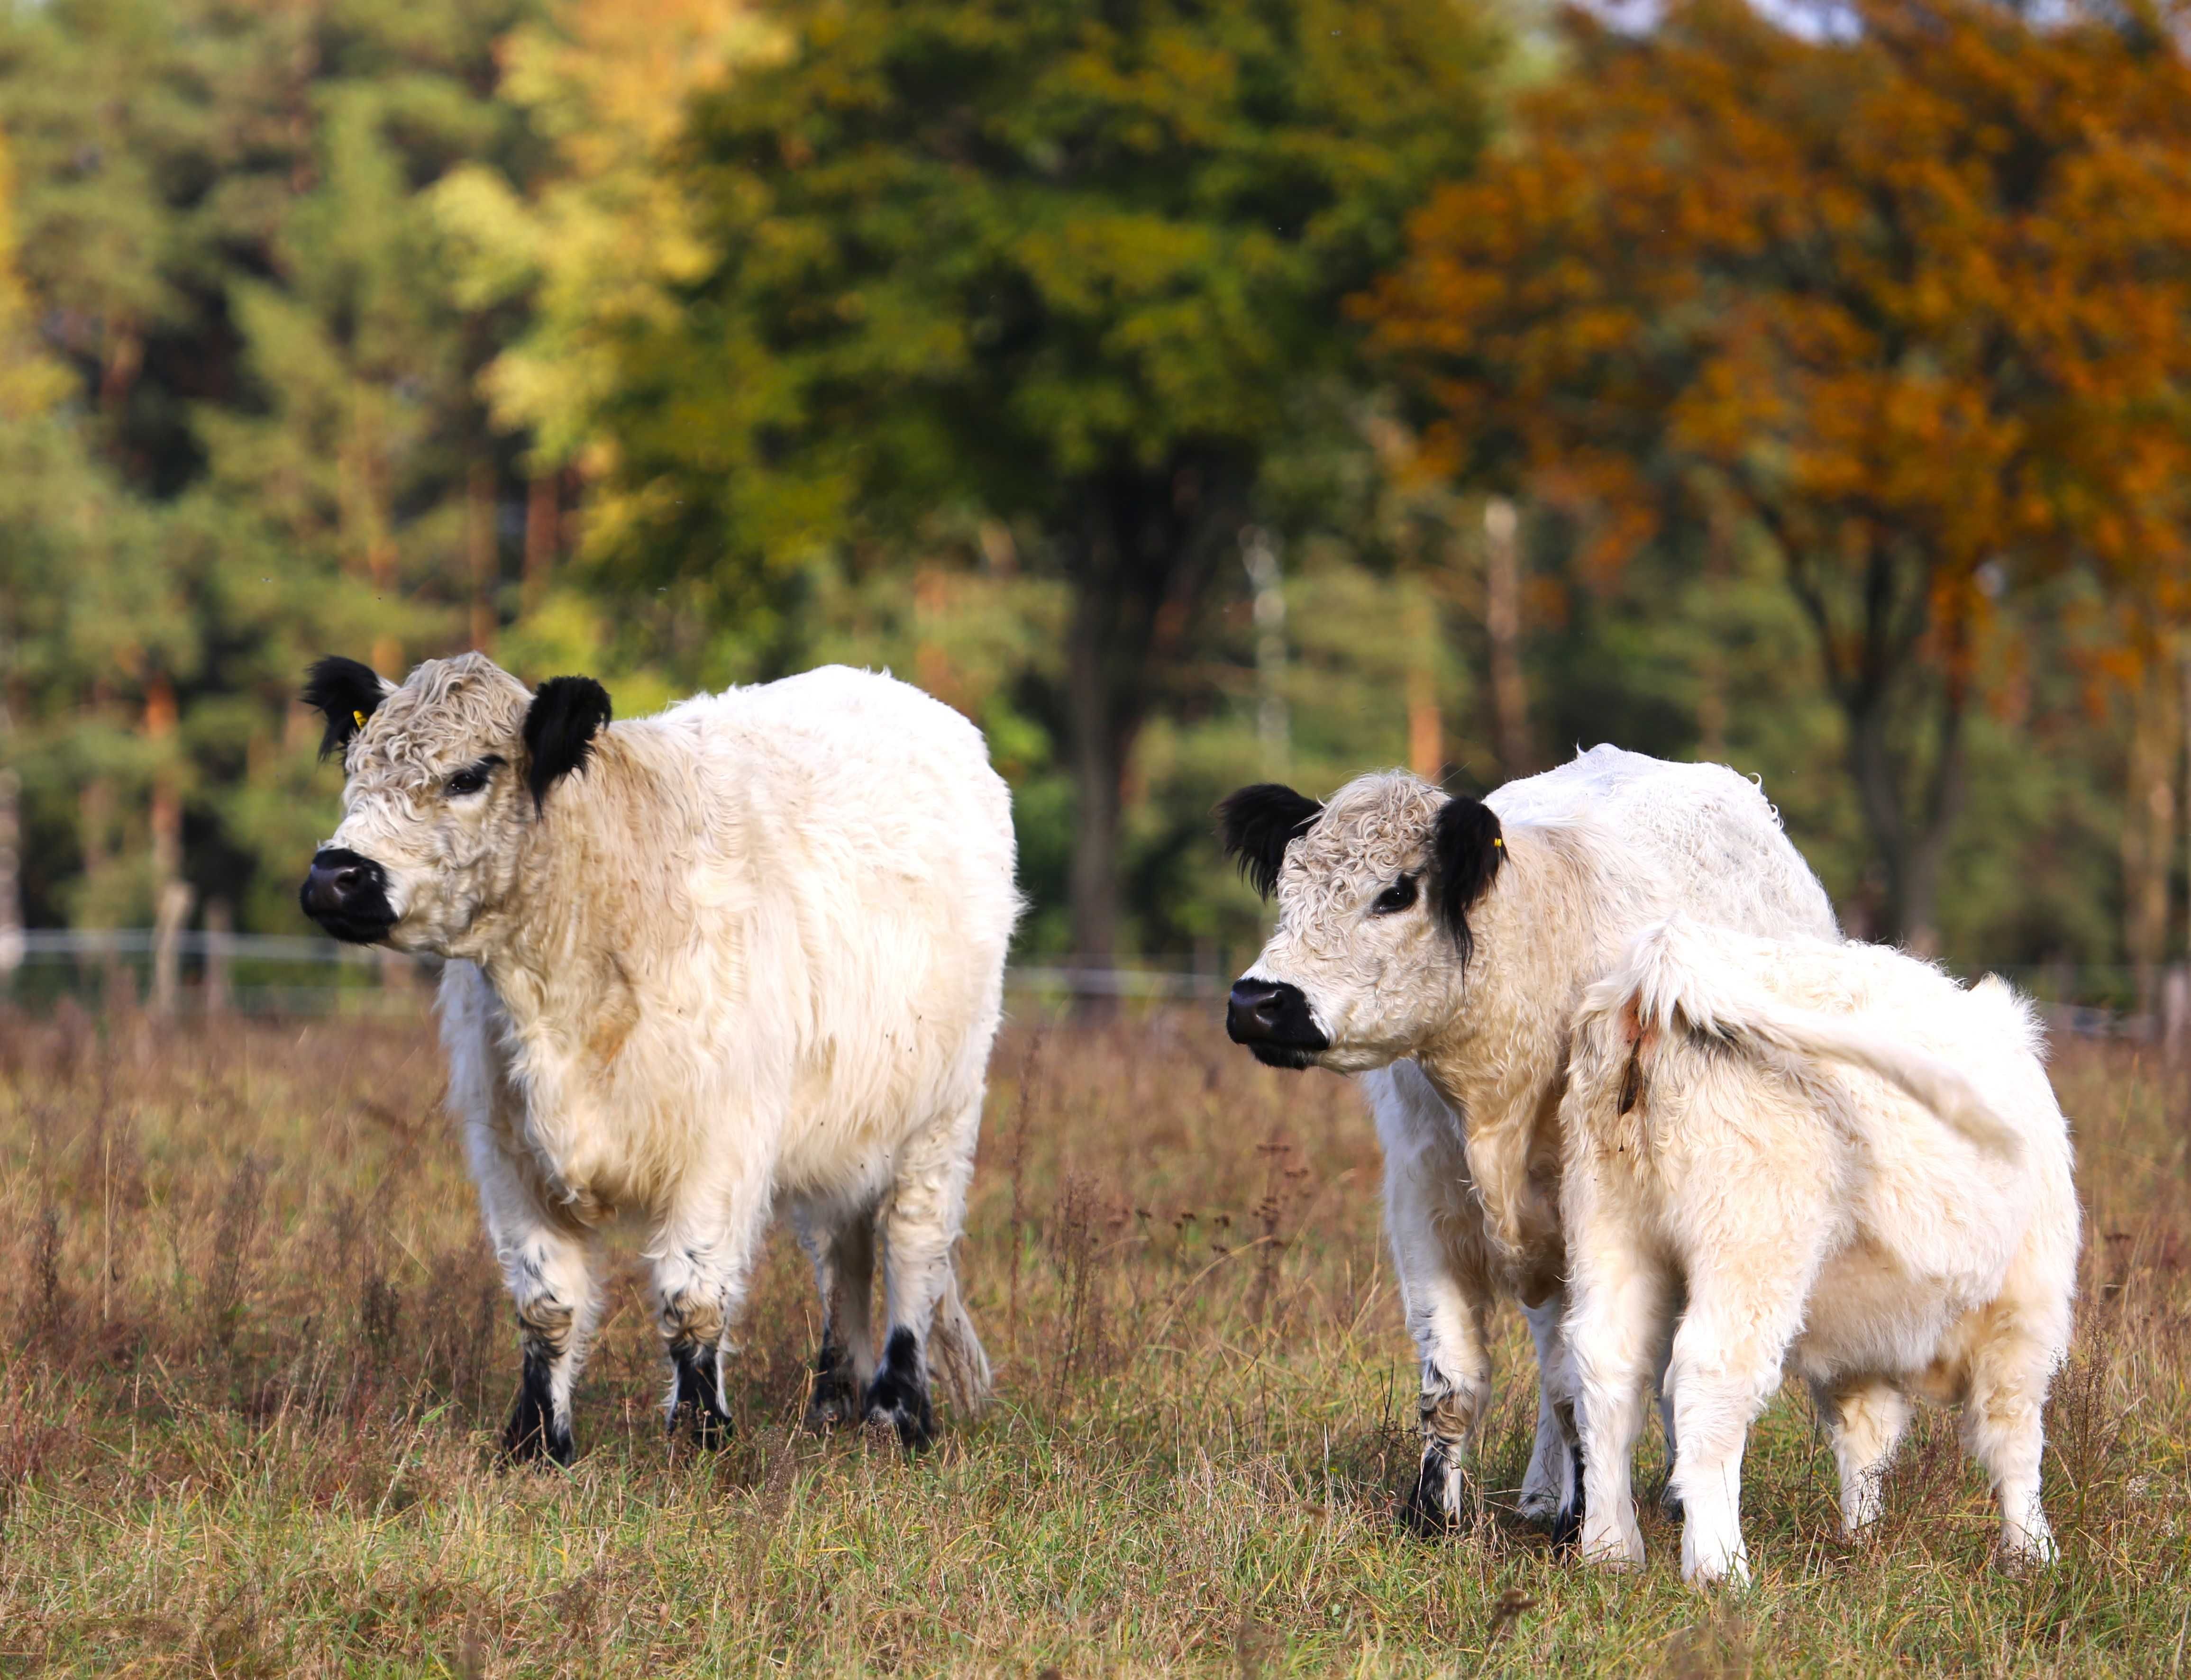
(0, 0, 545, 935)
(595, 0, 1504, 966)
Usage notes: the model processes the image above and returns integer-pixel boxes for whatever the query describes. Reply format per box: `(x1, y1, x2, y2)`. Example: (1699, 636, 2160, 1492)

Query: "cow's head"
(1218, 772, 1505, 1072)
(297, 652, 611, 953)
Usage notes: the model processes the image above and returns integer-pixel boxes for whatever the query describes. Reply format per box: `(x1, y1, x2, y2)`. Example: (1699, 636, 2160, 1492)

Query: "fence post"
(2162, 964, 2190, 1071)
(204, 900, 233, 1018)
(151, 879, 194, 1017)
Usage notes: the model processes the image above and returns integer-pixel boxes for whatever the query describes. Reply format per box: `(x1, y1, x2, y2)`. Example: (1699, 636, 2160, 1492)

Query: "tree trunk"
(1843, 676, 1966, 955)
(524, 473, 559, 610)
(2123, 663, 2181, 1019)
(1057, 462, 1241, 1009)
(146, 673, 191, 1016)
(1483, 497, 1533, 780)
(1066, 578, 1123, 981)
(468, 459, 497, 654)
(0, 697, 19, 979)
(1407, 668, 1443, 783)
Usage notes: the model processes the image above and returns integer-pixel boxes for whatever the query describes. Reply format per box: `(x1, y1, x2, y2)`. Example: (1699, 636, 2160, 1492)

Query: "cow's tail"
(927, 1263, 993, 1413)
(1611, 920, 2024, 1163)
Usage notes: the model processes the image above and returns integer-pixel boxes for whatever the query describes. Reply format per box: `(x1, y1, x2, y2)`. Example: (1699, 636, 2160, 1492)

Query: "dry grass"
(0, 1003, 2186, 1675)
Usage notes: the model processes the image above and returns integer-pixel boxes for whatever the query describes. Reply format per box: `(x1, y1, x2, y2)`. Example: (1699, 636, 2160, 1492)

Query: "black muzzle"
(1225, 978, 1331, 1070)
(299, 847, 397, 944)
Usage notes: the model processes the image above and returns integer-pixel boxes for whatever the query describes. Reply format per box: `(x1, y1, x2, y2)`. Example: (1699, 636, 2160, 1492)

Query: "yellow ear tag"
(1493, 837, 1503, 847)
(352, 709, 367, 730)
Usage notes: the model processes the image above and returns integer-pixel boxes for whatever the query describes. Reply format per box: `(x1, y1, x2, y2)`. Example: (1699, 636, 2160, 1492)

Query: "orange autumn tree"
(1363, 0, 2191, 948)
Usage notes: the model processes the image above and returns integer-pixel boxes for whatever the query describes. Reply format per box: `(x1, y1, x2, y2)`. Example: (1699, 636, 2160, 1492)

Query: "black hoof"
(803, 1340, 861, 1433)
(502, 1346, 575, 1466)
(862, 1327, 936, 1450)
(1401, 1442, 1463, 1538)
(1549, 1439, 1586, 1553)
(1549, 1498, 1582, 1553)
(669, 1339, 733, 1449)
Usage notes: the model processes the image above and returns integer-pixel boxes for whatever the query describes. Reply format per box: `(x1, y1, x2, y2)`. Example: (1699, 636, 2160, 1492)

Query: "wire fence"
(0, 928, 2185, 1043)
(0, 928, 1236, 1019)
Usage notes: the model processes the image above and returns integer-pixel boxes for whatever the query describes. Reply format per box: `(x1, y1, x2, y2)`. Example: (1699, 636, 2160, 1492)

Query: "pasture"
(0, 1006, 2184, 1675)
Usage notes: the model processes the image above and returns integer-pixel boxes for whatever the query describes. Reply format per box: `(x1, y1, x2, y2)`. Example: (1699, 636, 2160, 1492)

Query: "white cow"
(1561, 918, 2077, 1583)
(1219, 747, 1836, 1535)
(300, 652, 1017, 1460)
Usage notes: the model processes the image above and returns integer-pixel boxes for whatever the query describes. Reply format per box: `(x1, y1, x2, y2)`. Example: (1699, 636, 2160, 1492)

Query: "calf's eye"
(445, 765, 492, 798)
(1371, 873, 1418, 916)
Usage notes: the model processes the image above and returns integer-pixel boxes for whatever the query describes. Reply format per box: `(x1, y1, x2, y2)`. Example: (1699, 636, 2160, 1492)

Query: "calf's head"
(1218, 772, 1504, 1072)
(298, 652, 611, 953)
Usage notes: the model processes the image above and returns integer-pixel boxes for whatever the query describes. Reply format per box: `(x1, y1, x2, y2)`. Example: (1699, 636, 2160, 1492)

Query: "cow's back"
(1488, 745, 1835, 950)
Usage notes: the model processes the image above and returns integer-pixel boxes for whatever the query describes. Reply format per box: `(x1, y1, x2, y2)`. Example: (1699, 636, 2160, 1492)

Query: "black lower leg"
(669, 1338, 732, 1448)
(863, 1327, 935, 1450)
(502, 1342, 574, 1467)
(1550, 1430, 1587, 1552)
(804, 1336, 861, 1431)
(1402, 1437, 1464, 1538)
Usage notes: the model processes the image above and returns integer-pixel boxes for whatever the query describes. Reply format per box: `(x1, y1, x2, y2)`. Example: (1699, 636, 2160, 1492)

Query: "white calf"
(1220, 747, 1836, 1535)
(1561, 919, 2078, 1583)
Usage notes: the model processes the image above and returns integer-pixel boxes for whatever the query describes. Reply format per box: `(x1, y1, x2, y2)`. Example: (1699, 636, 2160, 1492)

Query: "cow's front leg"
(652, 1157, 775, 1449)
(867, 1098, 985, 1449)
(473, 1147, 599, 1467)
(449, 969, 600, 1467)
(1385, 1166, 1496, 1535)
(1367, 1065, 1499, 1536)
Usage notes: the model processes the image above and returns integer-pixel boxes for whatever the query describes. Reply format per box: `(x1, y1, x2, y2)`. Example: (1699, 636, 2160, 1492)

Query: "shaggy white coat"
(1561, 918, 2077, 1583)
(321, 654, 1016, 1441)
(1240, 747, 1836, 1520)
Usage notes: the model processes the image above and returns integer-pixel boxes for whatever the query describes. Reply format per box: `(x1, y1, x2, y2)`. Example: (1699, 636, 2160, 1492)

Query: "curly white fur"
(1236, 746, 1837, 1523)
(319, 653, 1016, 1449)
(1562, 920, 2076, 1583)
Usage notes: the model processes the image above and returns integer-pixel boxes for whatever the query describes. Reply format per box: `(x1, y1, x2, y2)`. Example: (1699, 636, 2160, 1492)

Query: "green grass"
(0, 1007, 2186, 1674)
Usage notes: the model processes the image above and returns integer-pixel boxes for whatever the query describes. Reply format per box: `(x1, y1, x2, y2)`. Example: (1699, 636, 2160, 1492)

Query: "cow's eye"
(445, 763, 494, 798)
(1371, 874, 1418, 916)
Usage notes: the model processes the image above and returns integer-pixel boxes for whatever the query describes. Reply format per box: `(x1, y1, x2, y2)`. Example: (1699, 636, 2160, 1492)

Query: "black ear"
(1217, 783, 1324, 899)
(523, 676, 613, 811)
(302, 656, 390, 761)
(1430, 795, 1505, 964)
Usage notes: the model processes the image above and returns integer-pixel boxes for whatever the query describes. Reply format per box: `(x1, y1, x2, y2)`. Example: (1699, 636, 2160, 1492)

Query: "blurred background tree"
(0, 0, 2184, 1002)
(1363, 0, 2191, 952)
(586, 0, 1507, 974)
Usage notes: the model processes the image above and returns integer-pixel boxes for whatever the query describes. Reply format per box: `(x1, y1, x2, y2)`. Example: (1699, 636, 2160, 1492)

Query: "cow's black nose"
(1228, 979, 1291, 1040)
(299, 847, 396, 943)
(1225, 978, 1329, 1068)
(304, 854, 361, 913)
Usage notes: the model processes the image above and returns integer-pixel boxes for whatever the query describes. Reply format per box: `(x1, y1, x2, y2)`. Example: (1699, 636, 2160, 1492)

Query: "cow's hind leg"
(1813, 1376, 1909, 1539)
(867, 1097, 985, 1449)
(1571, 1262, 1675, 1570)
(1669, 1258, 1812, 1587)
(792, 1198, 879, 1432)
(1959, 1312, 2061, 1567)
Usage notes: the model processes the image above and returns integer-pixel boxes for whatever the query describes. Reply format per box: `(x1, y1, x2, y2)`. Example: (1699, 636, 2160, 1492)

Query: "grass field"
(0, 1004, 2186, 1675)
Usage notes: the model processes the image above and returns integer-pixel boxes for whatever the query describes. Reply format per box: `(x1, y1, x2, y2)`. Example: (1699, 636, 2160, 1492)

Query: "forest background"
(2, 0, 2190, 1000)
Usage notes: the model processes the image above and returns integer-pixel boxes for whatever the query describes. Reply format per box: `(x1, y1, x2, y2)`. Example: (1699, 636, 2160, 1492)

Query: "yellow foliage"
(0, 132, 72, 422)
(1363, 0, 2191, 650)
(431, 0, 785, 478)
